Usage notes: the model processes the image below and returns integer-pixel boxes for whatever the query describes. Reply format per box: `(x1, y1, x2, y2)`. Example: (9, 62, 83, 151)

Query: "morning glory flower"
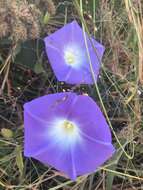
(44, 20, 105, 84)
(24, 92, 115, 180)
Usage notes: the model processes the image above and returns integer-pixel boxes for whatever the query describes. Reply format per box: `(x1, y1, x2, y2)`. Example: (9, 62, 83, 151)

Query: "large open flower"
(24, 92, 115, 180)
(44, 20, 105, 84)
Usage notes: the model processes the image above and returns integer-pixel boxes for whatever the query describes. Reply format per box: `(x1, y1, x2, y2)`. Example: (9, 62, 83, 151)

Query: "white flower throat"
(48, 118, 81, 149)
(64, 44, 85, 68)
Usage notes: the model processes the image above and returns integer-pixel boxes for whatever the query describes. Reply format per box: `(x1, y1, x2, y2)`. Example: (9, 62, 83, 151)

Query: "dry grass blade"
(124, 0, 143, 84)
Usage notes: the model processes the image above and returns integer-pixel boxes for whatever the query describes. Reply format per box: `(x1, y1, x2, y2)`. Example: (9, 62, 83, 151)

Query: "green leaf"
(0, 38, 12, 47)
(34, 62, 44, 74)
(12, 43, 21, 59)
(43, 12, 50, 25)
(15, 146, 24, 177)
(14, 39, 44, 70)
(1, 128, 13, 138)
(106, 142, 126, 190)
(0, 54, 3, 64)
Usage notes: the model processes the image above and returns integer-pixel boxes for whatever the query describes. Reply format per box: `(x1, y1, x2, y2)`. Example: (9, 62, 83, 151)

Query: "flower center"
(63, 120, 75, 133)
(64, 44, 85, 68)
(64, 51, 75, 65)
(48, 118, 81, 149)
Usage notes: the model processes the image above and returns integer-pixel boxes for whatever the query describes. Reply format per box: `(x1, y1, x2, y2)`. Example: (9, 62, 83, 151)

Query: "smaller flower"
(44, 20, 105, 84)
(24, 92, 115, 180)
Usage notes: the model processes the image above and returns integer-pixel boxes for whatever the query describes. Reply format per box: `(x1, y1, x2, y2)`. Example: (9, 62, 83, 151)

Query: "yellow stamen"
(63, 120, 75, 133)
(65, 51, 75, 64)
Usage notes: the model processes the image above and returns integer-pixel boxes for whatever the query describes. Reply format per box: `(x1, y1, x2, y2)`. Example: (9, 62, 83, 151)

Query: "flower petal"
(73, 138, 115, 176)
(68, 95, 112, 143)
(44, 20, 105, 84)
(24, 92, 115, 180)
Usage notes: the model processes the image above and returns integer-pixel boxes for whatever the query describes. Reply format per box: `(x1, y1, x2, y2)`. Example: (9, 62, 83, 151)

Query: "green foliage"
(16, 146, 24, 177)
(14, 39, 44, 72)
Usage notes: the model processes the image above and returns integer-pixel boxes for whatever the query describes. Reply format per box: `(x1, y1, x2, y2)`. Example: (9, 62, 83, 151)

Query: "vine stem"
(78, 0, 134, 159)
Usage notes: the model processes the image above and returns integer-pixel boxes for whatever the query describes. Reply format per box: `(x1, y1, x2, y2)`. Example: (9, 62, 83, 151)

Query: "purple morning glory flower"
(24, 92, 115, 180)
(44, 20, 105, 84)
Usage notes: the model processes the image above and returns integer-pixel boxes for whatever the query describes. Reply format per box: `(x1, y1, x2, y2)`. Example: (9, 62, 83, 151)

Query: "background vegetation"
(0, 0, 143, 189)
